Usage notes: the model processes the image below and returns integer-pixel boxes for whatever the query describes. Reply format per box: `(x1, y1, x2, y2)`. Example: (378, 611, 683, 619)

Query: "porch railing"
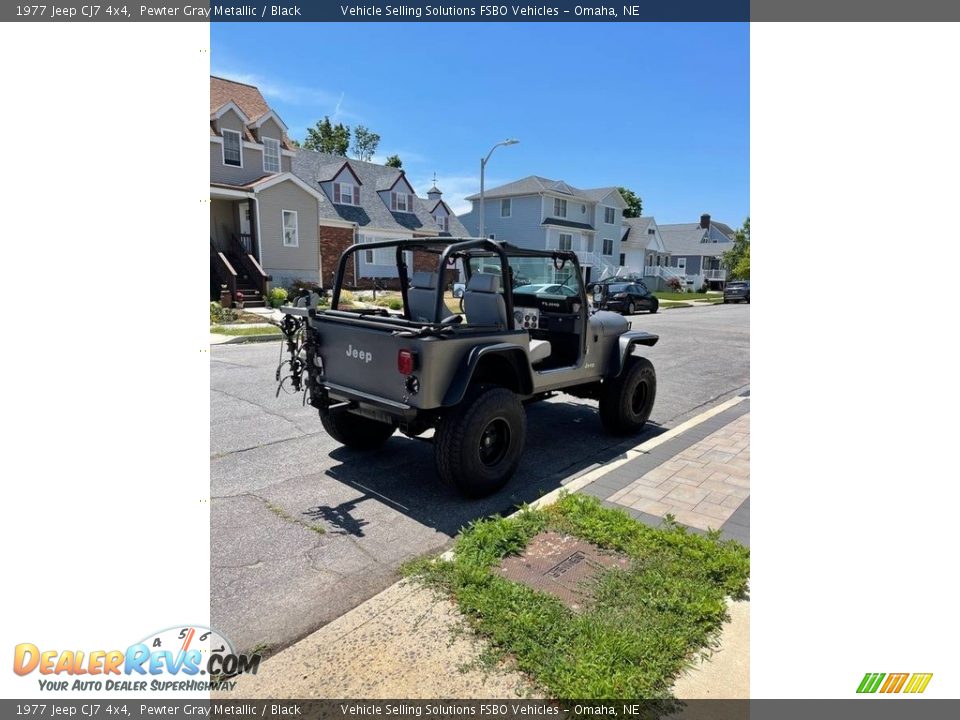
(229, 232, 271, 298)
(211, 242, 238, 302)
(702, 268, 729, 280)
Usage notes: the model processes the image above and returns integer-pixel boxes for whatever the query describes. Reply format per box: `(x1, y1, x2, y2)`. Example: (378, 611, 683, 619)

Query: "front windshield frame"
(467, 253, 584, 298)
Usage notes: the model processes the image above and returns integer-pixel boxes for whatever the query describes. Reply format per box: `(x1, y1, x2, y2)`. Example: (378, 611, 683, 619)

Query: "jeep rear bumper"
(316, 382, 419, 424)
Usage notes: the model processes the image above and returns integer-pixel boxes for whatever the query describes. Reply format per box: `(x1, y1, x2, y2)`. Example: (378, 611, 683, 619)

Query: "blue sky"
(211, 22, 748, 226)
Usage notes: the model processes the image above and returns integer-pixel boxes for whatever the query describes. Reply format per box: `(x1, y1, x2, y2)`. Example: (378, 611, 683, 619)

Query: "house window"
(334, 182, 359, 206)
(222, 130, 242, 167)
(559, 233, 572, 251)
(554, 198, 567, 217)
(488, 233, 495, 240)
(586, 237, 594, 253)
(619, 253, 626, 266)
(392, 191, 414, 213)
(647, 228, 656, 235)
(501, 198, 511, 217)
(436, 215, 448, 232)
(282, 210, 298, 247)
(262, 138, 281, 173)
(602, 239, 614, 256)
(604, 206, 616, 224)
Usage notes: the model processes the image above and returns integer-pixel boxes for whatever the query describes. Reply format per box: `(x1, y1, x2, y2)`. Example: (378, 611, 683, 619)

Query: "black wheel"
(434, 385, 526, 498)
(626, 301, 636, 315)
(319, 408, 396, 450)
(598, 356, 657, 436)
(649, 298, 659, 314)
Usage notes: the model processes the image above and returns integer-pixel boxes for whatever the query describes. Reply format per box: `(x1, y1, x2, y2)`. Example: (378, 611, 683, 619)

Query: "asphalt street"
(210, 303, 749, 654)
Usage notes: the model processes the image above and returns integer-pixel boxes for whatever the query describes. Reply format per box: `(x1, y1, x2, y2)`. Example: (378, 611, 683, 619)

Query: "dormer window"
(604, 206, 616, 224)
(554, 198, 567, 218)
(392, 191, 414, 213)
(436, 215, 448, 232)
(648, 228, 656, 235)
(262, 138, 280, 173)
(334, 182, 359, 206)
(222, 129, 242, 167)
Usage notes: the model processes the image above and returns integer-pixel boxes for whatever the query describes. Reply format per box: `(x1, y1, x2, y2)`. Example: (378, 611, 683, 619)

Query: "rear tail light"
(397, 349, 416, 375)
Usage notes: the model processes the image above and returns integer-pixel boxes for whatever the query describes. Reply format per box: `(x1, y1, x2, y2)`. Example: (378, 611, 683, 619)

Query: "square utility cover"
(498, 531, 630, 611)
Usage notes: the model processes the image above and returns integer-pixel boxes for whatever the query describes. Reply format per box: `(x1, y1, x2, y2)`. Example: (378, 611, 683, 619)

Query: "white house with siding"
(659, 214, 736, 290)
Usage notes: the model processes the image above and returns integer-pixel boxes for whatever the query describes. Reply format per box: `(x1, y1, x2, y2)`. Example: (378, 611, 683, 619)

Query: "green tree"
(723, 217, 750, 279)
(384, 154, 403, 168)
(617, 187, 643, 218)
(303, 116, 350, 155)
(352, 125, 381, 161)
(288, 138, 301, 148)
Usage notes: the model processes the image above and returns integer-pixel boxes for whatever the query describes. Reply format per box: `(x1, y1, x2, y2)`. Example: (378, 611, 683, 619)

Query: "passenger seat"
(407, 271, 453, 323)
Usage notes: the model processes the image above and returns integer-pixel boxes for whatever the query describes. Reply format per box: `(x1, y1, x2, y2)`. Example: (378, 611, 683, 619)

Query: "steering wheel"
(553, 256, 566, 271)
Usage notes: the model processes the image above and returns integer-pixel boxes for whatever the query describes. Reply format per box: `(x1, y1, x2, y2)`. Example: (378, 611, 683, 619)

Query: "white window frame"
(554, 198, 567, 218)
(500, 198, 512, 218)
(222, 129, 242, 168)
(392, 191, 412, 213)
(559, 233, 573, 251)
(262, 137, 281, 173)
(335, 182, 357, 206)
(436, 215, 449, 232)
(586, 237, 595, 253)
(281, 209, 299, 248)
(604, 206, 616, 224)
(602, 238, 614, 256)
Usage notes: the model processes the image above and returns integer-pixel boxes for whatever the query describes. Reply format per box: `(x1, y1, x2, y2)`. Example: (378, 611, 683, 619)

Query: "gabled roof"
(464, 175, 625, 207)
(211, 172, 328, 204)
(659, 223, 733, 256)
(419, 197, 470, 237)
(293, 150, 439, 233)
(622, 216, 667, 252)
(377, 172, 413, 193)
(209, 76, 295, 150)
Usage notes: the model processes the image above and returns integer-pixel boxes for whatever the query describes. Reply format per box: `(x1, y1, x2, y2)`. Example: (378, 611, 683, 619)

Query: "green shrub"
(268, 287, 288, 308)
(209, 301, 238, 325)
(386, 297, 403, 310)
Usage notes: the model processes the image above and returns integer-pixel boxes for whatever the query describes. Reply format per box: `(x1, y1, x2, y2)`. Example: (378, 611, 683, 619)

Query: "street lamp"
(479, 139, 519, 240)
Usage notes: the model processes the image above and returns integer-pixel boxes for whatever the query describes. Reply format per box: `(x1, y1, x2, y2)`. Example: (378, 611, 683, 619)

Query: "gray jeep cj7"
(276, 238, 658, 498)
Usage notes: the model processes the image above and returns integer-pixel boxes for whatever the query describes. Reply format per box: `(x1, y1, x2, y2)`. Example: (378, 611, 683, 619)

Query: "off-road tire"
(598, 355, 657, 435)
(320, 408, 396, 450)
(434, 385, 526, 498)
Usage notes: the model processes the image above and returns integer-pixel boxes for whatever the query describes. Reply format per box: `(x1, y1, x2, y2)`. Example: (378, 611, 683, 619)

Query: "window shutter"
(334, 184, 341, 203)
(408, 194, 414, 212)
(353, 186, 360, 206)
(391, 193, 397, 211)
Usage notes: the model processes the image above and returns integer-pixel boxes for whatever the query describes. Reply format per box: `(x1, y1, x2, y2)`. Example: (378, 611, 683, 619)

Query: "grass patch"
(654, 292, 718, 301)
(211, 325, 281, 336)
(265, 501, 325, 535)
(403, 494, 748, 700)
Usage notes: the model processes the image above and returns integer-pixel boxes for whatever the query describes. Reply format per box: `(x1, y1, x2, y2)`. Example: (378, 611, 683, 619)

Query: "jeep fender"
(610, 331, 659, 377)
(442, 343, 535, 406)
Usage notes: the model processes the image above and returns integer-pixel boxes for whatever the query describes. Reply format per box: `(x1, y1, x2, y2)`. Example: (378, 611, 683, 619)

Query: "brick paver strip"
(582, 400, 750, 545)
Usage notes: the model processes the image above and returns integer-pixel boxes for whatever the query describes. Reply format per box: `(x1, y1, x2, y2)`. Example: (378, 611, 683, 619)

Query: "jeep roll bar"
(330, 237, 583, 328)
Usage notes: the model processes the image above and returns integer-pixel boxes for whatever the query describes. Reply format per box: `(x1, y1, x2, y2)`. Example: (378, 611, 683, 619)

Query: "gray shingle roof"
(659, 223, 732, 256)
(464, 175, 620, 204)
(292, 150, 439, 234)
(621, 216, 655, 245)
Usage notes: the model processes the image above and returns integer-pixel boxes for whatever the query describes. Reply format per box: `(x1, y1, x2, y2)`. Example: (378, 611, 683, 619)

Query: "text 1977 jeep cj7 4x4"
(276, 238, 658, 498)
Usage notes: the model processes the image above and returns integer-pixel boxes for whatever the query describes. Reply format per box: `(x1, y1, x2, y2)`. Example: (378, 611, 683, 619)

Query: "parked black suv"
(723, 280, 750, 303)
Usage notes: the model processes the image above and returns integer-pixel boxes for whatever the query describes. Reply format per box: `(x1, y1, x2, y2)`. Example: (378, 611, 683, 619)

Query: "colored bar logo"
(857, 672, 932, 694)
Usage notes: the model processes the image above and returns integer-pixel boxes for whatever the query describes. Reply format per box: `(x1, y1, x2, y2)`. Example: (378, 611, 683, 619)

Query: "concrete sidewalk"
(225, 397, 750, 700)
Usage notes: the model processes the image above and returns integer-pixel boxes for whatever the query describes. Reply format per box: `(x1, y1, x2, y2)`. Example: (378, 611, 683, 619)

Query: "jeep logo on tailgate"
(346, 344, 373, 363)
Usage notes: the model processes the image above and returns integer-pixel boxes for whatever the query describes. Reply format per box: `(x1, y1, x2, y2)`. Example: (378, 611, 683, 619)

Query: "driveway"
(211, 303, 749, 653)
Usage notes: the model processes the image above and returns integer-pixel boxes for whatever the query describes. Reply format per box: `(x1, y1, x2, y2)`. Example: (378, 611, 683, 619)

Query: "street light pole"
(479, 139, 518, 240)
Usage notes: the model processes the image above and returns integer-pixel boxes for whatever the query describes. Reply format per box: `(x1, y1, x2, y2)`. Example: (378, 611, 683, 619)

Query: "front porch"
(210, 190, 271, 307)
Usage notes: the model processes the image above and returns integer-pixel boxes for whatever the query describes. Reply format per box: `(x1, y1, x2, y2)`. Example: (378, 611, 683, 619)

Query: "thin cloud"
(211, 66, 360, 121)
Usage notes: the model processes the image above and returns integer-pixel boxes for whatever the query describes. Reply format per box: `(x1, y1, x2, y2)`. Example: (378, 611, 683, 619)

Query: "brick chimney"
(700, 213, 711, 229)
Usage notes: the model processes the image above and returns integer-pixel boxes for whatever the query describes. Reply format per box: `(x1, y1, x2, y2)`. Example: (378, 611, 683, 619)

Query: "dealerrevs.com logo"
(13, 625, 260, 692)
(857, 672, 933, 694)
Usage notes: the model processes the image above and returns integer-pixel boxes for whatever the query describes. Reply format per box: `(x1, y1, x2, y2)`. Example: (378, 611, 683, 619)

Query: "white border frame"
(281, 208, 299, 248)
(221, 129, 243, 169)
